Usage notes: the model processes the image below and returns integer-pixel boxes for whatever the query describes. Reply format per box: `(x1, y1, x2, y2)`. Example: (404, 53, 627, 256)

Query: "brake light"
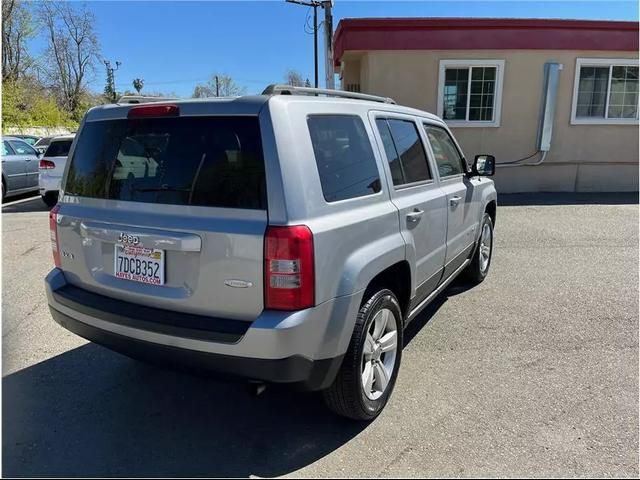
(49, 204, 61, 267)
(127, 104, 179, 118)
(39, 159, 55, 169)
(264, 226, 314, 310)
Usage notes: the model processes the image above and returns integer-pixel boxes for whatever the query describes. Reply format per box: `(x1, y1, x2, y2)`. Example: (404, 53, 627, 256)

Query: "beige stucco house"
(334, 18, 639, 193)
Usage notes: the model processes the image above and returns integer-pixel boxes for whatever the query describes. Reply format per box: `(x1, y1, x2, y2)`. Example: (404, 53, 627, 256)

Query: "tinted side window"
(45, 140, 73, 157)
(375, 119, 404, 186)
(424, 126, 466, 177)
(376, 118, 431, 186)
(308, 115, 381, 202)
(9, 140, 37, 156)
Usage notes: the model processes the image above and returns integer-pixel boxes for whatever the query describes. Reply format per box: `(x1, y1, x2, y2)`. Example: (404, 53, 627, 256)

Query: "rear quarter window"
(307, 114, 381, 202)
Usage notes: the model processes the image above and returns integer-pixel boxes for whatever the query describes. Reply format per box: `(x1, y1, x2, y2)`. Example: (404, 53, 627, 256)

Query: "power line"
(114, 75, 272, 90)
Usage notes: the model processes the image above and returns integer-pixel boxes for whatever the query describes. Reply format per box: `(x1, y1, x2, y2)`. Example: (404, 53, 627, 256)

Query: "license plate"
(114, 245, 165, 285)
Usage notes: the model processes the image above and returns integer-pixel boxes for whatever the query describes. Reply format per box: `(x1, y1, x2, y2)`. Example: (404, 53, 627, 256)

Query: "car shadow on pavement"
(3, 342, 367, 478)
(3, 279, 473, 478)
(403, 278, 475, 347)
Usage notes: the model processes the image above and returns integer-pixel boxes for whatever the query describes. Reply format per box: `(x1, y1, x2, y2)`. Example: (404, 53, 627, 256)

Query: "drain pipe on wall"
(496, 62, 562, 168)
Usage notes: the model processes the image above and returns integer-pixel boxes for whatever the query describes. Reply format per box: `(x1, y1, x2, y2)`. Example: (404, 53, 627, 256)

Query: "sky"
(29, 0, 640, 97)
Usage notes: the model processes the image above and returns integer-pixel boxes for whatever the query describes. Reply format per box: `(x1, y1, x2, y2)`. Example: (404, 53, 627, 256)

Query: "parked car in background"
(2, 137, 41, 201)
(34, 136, 55, 155)
(11, 134, 41, 146)
(39, 135, 75, 207)
(45, 87, 497, 420)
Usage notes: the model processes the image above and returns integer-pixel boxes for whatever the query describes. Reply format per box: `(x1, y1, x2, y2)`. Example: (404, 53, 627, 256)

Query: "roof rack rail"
(116, 95, 181, 105)
(262, 84, 396, 104)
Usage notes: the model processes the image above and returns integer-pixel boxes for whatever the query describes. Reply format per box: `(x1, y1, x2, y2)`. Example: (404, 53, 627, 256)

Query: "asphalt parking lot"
(2, 193, 638, 478)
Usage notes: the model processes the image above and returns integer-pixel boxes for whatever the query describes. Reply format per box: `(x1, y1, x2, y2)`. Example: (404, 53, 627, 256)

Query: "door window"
(424, 126, 467, 178)
(375, 118, 432, 187)
(8, 140, 37, 156)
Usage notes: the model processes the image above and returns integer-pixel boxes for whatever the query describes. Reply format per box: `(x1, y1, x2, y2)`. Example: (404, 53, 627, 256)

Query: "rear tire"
(42, 192, 58, 208)
(463, 212, 494, 284)
(323, 288, 403, 421)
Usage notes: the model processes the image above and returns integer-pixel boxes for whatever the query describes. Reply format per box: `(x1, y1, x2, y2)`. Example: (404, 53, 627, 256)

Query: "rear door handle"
(449, 196, 462, 207)
(406, 209, 424, 223)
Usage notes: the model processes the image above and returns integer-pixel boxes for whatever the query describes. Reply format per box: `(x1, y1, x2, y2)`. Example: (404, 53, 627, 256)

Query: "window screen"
(576, 64, 639, 120)
(443, 66, 497, 122)
(307, 115, 381, 202)
(608, 66, 639, 119)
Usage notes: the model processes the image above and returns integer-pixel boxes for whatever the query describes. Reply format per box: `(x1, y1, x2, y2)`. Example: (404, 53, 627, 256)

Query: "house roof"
(334, 18, 639, 66)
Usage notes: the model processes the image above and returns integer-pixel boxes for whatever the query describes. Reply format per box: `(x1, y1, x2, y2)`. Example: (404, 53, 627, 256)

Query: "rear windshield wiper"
(130, 184, 191, 193)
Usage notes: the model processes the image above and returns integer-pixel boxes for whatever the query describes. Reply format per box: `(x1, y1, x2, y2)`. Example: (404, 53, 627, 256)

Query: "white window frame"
(571, 57, 639, 125)
(437, 59, 505, 128)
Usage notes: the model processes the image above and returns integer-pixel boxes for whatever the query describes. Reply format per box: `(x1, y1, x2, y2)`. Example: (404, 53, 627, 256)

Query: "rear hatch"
(56, 105, 268, 321)
(41, 139, 73, 178)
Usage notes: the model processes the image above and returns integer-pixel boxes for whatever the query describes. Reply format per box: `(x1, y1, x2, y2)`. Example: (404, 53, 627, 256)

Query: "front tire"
(463, 212, 494, 284)
(323, 289, 403, 421)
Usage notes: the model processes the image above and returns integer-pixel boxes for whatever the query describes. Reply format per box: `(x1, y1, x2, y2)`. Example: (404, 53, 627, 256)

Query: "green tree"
(2, 79, 76, 129)
(103, 60, 117, 102)
(132, 78, 144, 94)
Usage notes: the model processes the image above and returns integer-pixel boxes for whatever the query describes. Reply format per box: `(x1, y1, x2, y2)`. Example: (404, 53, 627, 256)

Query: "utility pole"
(104, 60, 121, 102)
(215, 75, 220, 97)
(322, 1, 334, 89)
(286, 0, 335, 89)
(313, 5, 318, 88)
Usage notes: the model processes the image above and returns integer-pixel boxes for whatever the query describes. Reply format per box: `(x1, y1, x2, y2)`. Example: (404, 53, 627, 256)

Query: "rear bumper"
(45, 269, 362, 390)
(38, 173, 61, 195)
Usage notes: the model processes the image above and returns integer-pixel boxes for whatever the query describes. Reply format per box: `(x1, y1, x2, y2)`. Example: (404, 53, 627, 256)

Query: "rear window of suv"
(307, 114, 381, 202)
(45, 140, 73, 157)
(64, 116, 267, 210)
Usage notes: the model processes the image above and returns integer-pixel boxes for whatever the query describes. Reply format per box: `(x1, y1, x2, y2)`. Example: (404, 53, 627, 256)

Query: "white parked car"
(39, 135, 75, 207)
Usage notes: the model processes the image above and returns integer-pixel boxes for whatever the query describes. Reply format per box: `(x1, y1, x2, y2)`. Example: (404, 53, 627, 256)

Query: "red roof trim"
(334, 18, 639, 66)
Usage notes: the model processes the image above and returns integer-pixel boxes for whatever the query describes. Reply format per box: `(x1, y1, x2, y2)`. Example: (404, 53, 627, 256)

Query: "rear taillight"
(39, 159, 55, 169)
(49, 204, 61, 267)
(264, 225, 314, 310)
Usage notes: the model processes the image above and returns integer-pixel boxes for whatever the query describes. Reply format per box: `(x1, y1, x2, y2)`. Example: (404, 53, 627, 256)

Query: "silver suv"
(45, 85, 497, 420)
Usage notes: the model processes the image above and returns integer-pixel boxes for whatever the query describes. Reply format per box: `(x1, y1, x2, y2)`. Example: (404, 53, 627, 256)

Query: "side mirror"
(472, 154, 495, 176)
